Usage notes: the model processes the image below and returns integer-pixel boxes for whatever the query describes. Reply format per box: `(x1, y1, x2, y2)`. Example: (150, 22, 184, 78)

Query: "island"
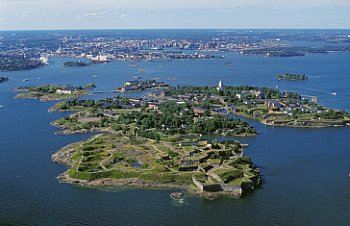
(50, 95, 259, 197)
(53, 134, 260, 198)
(63, 60, 91, 67)
(15, 84, 94, 101)
(116, 80, 170, 92)
(276, 73, 308, 81)
(0, 76, 9, 83)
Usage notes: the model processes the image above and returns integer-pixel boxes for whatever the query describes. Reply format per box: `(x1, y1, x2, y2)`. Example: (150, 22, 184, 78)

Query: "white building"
(39, 55, 49, 65)
(56, 88, 73, 94)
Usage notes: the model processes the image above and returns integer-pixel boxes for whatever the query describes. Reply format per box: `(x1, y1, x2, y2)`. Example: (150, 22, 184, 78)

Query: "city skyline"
(1, 0, 350, 30)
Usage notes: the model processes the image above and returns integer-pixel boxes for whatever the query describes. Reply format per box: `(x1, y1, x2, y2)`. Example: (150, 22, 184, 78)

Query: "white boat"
(331, 92, 337, 96)
(23, 79, 29, 82)
(0, 105, 3, 108)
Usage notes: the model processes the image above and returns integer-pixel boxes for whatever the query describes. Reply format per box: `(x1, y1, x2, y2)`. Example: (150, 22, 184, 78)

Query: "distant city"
(1, 30, 350, 71)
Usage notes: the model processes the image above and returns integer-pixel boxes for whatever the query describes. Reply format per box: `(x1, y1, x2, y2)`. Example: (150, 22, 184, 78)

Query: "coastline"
(50, 121, 114, 134)
(15, 94, 75, 102)
(55, 171, 245, 199)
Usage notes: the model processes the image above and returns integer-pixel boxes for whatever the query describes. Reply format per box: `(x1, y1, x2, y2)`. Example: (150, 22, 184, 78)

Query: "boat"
(132, 76, 142, 79)
(22, 79, 29, 82)
(92, 75, 97, 78)
(331, 92, 337, 96)
(0, 105, 3, 108)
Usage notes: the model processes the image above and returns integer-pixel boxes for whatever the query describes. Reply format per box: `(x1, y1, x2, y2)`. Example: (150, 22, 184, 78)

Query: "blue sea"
(1, 36, 350, 225)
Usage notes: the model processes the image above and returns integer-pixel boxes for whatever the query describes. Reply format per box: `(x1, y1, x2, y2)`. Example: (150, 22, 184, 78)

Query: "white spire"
(217, 80, 224, 91)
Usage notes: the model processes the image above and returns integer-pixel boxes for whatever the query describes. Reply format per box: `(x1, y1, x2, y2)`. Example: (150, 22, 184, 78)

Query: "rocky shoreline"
(55, 171, 245, 199)
(56, 171, 188, 190)
(50, 121, 113, 135)
(15, 94, 58, 102)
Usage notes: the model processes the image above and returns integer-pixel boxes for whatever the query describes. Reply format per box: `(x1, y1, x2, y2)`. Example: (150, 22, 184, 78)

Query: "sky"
(0, 0, 350, 30)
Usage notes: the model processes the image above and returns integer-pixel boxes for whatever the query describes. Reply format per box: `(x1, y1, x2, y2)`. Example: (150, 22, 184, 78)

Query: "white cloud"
(82, 10, 107, 18)
(14, 11, 30, 20)
(84, 12, 97, 17)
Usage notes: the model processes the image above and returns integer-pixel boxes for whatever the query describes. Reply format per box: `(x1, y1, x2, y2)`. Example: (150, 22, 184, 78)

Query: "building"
(56, 88, 73, 94)
(39, 55, 49, 65)
(236, 90, 262, 99)
(264, 100, 281, 109)
(192, 107, 206, 116)
(148, 103, 159, 110)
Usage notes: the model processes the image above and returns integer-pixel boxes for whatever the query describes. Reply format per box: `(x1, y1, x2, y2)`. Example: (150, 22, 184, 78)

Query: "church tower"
(217, 80, 224, 91)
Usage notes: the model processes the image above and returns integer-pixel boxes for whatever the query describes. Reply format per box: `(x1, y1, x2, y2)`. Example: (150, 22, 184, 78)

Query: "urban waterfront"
(1, 49, 350, 225)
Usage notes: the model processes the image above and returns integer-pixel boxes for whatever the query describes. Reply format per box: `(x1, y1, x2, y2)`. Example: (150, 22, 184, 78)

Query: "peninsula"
(16, 84, 94, 101)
